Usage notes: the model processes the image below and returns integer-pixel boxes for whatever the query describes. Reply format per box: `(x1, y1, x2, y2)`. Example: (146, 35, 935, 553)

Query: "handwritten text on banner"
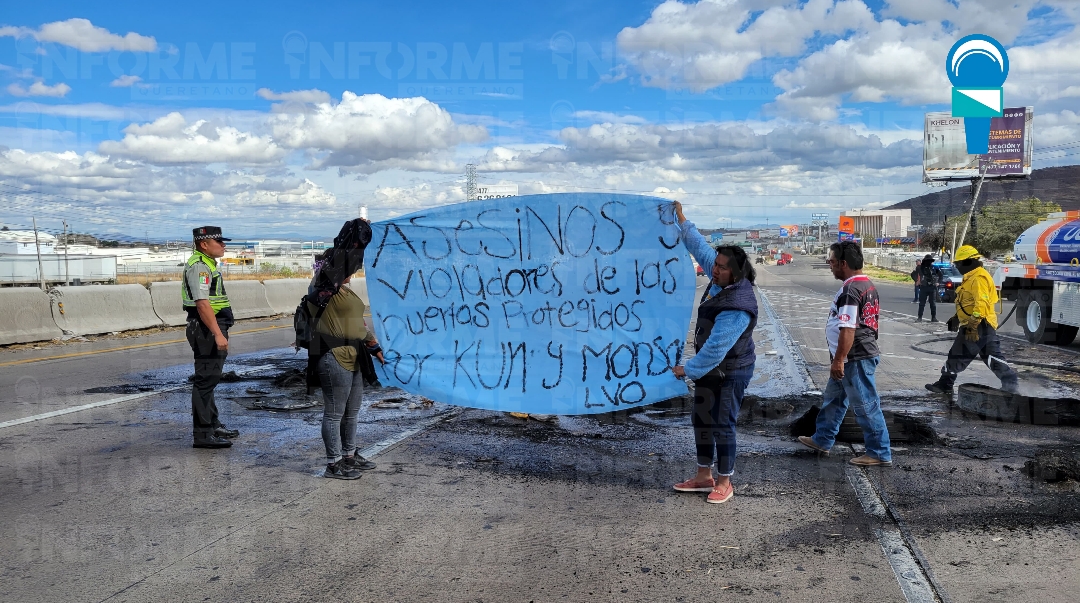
(365, 193, 695, 414)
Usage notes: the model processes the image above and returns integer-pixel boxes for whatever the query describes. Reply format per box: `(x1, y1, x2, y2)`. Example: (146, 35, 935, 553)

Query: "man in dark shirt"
(798, 241, 892, 466)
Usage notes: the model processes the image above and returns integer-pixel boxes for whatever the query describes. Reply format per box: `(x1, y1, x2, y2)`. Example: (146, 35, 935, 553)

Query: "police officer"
(184, 226, 238, 448)
(926, 245, 1019, 395)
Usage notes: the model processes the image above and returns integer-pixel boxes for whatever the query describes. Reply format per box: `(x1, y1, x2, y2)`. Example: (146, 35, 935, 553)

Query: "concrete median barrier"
(349, 277, 369, 305)
(262, 279, 310, 314)
(227, 281, 274, 320)
(149, 281, 186, 326)
(0, 288, 64, 345)
(51, 284, 162, 335)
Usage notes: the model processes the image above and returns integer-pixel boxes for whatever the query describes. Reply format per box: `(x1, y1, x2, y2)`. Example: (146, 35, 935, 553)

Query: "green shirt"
(311, 286, 374, 371)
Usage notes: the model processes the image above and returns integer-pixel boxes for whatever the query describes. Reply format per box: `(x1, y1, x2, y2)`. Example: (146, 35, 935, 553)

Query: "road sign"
(811, 213, 829, 220)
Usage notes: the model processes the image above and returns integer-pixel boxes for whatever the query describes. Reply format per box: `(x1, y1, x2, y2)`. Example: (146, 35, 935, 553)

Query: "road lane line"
(0, 364, 275, 430)
(847, 463, 952, 603)
(100, 405, 463, 603)
(0, 325, 289, 368)
(356, 408, 464, 459)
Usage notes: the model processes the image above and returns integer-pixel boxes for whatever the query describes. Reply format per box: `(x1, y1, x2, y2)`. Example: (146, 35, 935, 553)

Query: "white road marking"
(0, 364, 276, 431)
(847, 465, 944, 603)
(357, 408, 464, 459)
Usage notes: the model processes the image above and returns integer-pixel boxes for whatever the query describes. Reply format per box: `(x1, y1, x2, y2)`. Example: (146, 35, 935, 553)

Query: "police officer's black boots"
(193, 433, 233, 449)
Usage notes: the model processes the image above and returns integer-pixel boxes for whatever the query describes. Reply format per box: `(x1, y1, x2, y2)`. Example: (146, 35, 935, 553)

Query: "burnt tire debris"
(956, 383, 1080, 426)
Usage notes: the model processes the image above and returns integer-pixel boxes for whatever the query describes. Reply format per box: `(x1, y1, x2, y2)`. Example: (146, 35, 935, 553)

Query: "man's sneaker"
(797, 436, 830, 454)
(324, 461, 362, 480)
(214, 425, 239, 439)
(673, 476, 715, 492)
(192, 435, 232, 449)
(849, 455, 892, 467)
(342, 455, 377, 471)
(706, 482, 734, 504)
(925, 380, 953, 395)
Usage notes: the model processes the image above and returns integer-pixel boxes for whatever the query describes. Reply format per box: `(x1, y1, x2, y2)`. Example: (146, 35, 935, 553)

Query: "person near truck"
(798, 241, 892, 467)
(925, 245, 1019, 395)
(182, 226, 238, 449)
(670, 201, 758, 504)
(916, 255, 939, 322)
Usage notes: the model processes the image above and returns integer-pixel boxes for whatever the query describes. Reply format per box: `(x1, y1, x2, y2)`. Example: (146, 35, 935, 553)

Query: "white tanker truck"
(995, 210, 1080, 345)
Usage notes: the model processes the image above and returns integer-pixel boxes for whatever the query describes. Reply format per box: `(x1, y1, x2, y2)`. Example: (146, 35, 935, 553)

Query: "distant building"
(0, 230, 56, 255)
(840, 209, 911, 238)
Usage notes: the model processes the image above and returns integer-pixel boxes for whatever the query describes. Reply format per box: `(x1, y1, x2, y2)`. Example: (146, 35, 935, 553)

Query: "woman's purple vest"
(694, 277, 758, 372)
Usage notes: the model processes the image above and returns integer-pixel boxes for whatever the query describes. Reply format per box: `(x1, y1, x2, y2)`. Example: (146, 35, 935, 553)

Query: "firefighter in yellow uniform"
(183, 226, 238, 448)
(926, 245, 1019, 395)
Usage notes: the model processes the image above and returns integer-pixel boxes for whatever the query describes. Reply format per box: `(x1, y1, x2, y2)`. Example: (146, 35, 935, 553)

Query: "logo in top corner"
(946, 34, 1010, 155)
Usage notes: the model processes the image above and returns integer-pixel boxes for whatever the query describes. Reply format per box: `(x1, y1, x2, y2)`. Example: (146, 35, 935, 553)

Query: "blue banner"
(365, 193, 695, 414)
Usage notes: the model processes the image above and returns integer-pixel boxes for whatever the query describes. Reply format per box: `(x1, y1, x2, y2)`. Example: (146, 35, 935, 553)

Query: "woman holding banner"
(671, 202, 758, 504)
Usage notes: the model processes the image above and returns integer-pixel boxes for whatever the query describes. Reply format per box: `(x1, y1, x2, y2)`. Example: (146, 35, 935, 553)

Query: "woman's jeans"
(317, 354, 365, 463)
(692, 364, 754, 476)
(811, 357, 891, 462)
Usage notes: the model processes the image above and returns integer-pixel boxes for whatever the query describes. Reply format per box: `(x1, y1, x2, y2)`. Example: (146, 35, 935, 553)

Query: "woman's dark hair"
(714, 245, 756, 284)
(828, 241, 864, 270)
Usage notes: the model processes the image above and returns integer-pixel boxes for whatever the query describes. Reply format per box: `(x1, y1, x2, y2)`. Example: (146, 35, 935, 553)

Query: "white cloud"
(6, 80, 71, 98)
(476, 121, 920, 173)
(0, 102, 158, 121)
(771, 20, 951, 120)
(0, 18, 157, 52)
(109, 75, 142, 88)
(767, 1, 1080, 119)
(98, 112, 286, 166)
(256, 88, 332, 104)
(0, 148, 340, 234)
(617, 0, 876, 92)
(269, 92, 488, 173)
(572, 110, 648, 125)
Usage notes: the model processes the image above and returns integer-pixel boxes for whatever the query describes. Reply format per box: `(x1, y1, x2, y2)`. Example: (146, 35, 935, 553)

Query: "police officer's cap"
(192, 226, 231, 242)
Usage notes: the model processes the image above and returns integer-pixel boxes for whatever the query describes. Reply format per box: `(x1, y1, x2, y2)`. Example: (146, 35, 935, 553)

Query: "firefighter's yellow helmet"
(954, 245, 982, 261)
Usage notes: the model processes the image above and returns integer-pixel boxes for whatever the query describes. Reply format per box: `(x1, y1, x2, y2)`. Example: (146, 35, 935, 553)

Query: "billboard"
(839, 216, 855, 234)
(923, 107, 1033, 182)
(782, 225, 799, 237)
(747, 230, 759, 240)
(475, 184, 519, 200)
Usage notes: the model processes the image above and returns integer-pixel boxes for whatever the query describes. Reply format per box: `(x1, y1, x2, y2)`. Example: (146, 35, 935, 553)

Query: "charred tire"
(1019, 290, 1078, 345)
(836, 410, 864, 443)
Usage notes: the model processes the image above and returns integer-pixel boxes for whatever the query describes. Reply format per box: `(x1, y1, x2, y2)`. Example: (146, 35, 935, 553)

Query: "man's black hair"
(714, 245, 756, 284)
(828, 241, 864, 270)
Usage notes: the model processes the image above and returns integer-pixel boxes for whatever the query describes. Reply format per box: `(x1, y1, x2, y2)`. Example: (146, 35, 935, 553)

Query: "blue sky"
(2, 0, 1080, 240)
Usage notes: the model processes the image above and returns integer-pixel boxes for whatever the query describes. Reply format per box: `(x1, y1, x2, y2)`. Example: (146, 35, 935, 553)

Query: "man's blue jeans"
(811, 356, 891, 462)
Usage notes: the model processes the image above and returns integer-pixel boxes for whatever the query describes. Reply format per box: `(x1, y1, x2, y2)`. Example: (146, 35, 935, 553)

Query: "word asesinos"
(369, 202, 633, 266)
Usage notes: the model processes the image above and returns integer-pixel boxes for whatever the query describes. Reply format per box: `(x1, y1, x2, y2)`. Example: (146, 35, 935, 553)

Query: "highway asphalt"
(1, 269, 1079, 602)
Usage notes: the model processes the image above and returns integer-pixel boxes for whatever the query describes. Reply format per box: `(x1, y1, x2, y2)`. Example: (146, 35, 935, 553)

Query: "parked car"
(933, 262, 963, 302)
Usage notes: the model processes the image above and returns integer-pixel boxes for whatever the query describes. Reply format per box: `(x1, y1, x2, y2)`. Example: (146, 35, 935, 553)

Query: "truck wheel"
(1020, 290, 1076, 345)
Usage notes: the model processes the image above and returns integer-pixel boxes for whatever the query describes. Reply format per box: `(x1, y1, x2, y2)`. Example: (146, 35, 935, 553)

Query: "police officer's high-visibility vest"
(182, 251, 231, 313)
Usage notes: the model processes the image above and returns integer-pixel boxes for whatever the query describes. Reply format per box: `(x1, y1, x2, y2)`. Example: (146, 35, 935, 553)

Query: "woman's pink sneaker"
(673, 477, 715, 492)
(706, 482, 734, 504)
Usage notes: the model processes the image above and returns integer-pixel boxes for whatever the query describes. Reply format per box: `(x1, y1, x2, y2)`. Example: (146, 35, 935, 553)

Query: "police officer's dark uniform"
(184, 226, 238, 448)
